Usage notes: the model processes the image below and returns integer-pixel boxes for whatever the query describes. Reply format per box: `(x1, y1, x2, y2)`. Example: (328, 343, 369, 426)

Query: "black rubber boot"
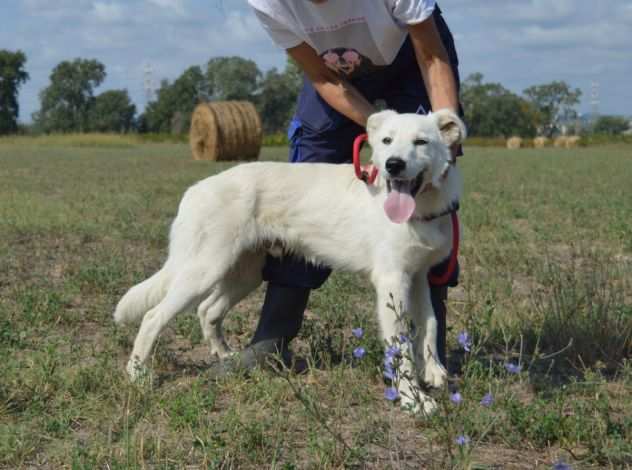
(251, 283, 311, 347)
(430, 285, 448, 368)
(205, 338, 290, 378)
(206, 283, 310, 378)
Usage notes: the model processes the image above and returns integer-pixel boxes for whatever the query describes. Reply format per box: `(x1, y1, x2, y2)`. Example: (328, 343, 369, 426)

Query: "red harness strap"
(352, 133, 460, 287)
(427, 211, 459, 286)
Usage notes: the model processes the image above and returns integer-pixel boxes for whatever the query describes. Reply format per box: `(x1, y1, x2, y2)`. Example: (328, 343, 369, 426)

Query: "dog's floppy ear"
(433, 109, 467, 146)
(366, 110, 397, 136)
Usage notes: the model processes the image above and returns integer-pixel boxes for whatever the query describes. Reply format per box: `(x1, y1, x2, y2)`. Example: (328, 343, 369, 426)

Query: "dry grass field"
(0, 137, 631, 469)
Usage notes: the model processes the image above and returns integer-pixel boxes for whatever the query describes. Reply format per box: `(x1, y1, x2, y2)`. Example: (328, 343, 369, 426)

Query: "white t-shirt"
(248, 0, 436, 78)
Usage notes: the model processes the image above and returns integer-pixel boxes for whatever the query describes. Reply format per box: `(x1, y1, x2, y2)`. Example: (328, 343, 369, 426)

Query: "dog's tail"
(113, 268, 170, 325)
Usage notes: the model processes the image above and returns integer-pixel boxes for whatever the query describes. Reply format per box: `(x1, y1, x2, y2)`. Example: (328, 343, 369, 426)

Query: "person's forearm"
(418, 55, 458, 113)
(408, 19, 459, 113)
(311, 75, 376, 127)
(286, 42, 377, 127)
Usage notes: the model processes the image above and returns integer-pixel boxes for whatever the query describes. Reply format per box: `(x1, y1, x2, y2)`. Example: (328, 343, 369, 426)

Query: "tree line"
(1, 49, 629, 138)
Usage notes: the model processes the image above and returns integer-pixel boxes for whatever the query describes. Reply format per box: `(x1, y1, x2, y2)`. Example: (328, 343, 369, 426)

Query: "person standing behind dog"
(211, 0, 463, 374)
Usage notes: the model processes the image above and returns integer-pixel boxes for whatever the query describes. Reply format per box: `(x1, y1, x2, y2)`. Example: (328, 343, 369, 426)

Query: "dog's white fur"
(114, 109, 465, 414)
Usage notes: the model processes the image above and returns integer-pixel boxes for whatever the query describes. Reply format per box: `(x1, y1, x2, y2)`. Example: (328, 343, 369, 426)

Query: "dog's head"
(366, 109, 466, 223)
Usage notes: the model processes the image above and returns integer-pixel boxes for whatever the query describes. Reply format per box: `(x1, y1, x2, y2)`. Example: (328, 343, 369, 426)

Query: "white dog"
(114, 109, 465, 413)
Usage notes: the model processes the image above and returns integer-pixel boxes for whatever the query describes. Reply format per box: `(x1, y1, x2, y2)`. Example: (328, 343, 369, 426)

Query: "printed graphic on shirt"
(308, 21, 386, 79)
(321, 48, 376, 77)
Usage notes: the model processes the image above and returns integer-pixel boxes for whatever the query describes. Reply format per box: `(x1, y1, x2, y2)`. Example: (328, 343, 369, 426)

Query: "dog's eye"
(413, 138, 428, 146)
(382, 137, 393, 145)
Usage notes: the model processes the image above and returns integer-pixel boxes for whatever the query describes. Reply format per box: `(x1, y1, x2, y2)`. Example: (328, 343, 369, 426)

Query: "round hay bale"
(565, 136, 581, 149)
(533, 136, 549, 148)
(189, 101, 262, 161)
(506, 136, 523, 149)
(553, 136, 568, 148)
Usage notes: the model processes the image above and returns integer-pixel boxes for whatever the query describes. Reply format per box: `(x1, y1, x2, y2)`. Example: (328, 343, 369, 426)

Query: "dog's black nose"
(385, 157, 406, 176)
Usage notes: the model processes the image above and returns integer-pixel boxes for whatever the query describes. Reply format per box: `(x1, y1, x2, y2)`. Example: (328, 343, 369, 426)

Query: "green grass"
(0, 141, 631, 468)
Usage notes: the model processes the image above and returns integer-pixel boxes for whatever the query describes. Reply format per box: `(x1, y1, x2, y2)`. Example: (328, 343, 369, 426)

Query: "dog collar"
(413, 200, 460, 223)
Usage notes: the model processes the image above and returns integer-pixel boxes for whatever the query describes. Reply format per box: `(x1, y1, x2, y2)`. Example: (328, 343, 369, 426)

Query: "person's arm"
(407, 15, 459, 113)
(286, 42, 376, 127)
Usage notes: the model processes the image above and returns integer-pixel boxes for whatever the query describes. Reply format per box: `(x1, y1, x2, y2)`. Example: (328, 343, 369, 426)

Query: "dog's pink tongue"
(384, 183, 416, 224)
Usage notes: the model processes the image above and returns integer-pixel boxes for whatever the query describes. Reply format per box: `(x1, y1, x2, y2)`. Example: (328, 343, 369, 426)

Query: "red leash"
(352, 133, 459, 287)
(352, 133, 378, 184)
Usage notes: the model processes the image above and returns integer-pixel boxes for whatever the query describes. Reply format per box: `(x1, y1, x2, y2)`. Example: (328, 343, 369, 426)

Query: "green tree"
(206, 56, 261, 101)
(0, 49, 29, 135)
(87, 89, 136, 133)
(592, 115, 630, 135)
(523, 81, 582, 137)
(460, 73, 538, 138)
(34, 58, 106, 133)
(143, 66, 208, 133)
(256, 59, 302, 134)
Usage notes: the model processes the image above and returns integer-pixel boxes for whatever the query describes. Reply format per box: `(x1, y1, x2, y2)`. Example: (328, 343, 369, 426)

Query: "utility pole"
(590, 80, 600, 119)
(143, 62, 155, 106)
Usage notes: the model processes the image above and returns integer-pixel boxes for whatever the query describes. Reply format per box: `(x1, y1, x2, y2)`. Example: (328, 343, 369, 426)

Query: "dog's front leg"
(411, 273, 447, 389)
(373, 272, 437, 415)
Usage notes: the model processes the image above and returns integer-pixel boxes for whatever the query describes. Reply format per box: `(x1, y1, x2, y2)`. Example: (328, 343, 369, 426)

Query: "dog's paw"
(400, 393, 438, 416)
(127, 357, 151, 385)
(209, 342, 233, 359)
(423, 359, 447, 388)
(209, 340, 233, 359)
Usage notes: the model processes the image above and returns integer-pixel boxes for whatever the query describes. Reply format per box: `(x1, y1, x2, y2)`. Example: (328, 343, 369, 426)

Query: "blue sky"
(2, 0, 631, 122)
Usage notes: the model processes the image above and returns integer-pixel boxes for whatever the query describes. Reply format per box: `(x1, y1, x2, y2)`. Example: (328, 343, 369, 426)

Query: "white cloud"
(211, 10, 269, 44)
(92, 2, 127, 23)
(145, 0, 186, 16)
(21, 0, 92, 18)
(619, 3, 632, 23)
(503, 21, 630, 50)
(475, 0, 575, 23)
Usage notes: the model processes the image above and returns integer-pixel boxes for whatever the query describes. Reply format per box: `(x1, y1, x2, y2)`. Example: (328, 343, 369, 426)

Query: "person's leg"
(251, 254, 332, 350)
(428, 259, 460, 367)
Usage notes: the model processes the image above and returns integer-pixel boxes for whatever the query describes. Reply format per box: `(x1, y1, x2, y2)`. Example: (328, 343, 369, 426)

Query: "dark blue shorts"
(263, 7, 462, 290)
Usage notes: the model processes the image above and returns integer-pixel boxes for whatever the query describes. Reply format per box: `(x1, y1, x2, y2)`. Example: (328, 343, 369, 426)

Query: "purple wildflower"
(383, 354, 394, 368)
(480, 392, 494, 407)
(386, 345, 401, 358)
(457, 331, 472, 352)
(353, 347, 366, 359)
(552, 459, 573, 470)
(384, 387, 399, 401)
(450, 392, 463, 405)
(383, 366, 395, 381)
(351, 327, 364, 339)
(505, 362, 522, 374)
(399, 333, 409, 343)
(455, 435, 470, 446)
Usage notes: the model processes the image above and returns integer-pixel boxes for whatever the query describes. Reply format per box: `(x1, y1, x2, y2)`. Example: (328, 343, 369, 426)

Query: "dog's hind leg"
(126, 263, 219, 381)
(197, 290, 229, 358)
(198, 253, 264, 358)
(197, 281, 261, 359)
